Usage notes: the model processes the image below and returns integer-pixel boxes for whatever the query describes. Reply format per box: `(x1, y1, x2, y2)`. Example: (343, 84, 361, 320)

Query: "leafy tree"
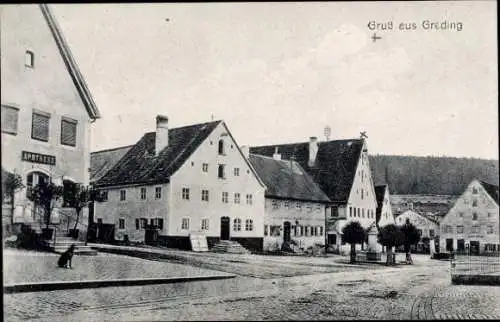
(401, 218, 421, 264)
(67, 185, 104, 235)
(1, 168, 24, 224)
(377, 224, 404, 265)
(29, 181, 64, 229)
(342, 221, 366, 264)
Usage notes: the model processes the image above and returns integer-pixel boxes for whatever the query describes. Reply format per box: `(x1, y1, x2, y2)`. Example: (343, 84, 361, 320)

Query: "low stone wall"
(452, 274, 500, 286)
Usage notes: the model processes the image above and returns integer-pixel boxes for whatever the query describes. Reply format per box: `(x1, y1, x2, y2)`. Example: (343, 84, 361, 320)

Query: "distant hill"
(369, 155, 499, 195)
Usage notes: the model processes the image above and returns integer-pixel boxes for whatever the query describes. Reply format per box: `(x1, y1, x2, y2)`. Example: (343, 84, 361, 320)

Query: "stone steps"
(52, 237, 97, 256)
(210, 240, 250, 254)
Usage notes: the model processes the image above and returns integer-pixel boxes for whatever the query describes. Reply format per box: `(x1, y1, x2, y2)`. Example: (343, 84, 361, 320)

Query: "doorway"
(283, 221, 291, 243)
(470, 241, 480, 255)
(220, 216, 230, 240)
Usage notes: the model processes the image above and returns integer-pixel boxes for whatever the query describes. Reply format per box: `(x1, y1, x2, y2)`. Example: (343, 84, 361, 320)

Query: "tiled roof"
(479, 180, 499, 206)
(250, 139, 364, 203)
(95, 121, 221, 187)
(248, 154, 330, 203)
(40, 4, 101, 119)
(90, 145, 134, 183)
(374, 184, 388, 223)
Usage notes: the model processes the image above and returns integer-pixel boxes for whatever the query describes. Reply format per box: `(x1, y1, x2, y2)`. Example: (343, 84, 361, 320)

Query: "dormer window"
(25, 50, 35, 68)
(218, 139, 225, 155)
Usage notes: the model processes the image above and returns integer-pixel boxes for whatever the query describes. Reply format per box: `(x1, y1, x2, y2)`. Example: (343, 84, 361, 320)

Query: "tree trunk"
(350, 243, 356, 263)
(73, 208, 81, 231)
(386, 247, 394, 265)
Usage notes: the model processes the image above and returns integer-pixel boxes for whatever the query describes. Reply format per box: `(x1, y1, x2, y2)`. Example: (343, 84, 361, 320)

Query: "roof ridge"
(91, 145, 135, 155)
(39, 4, 101, 119)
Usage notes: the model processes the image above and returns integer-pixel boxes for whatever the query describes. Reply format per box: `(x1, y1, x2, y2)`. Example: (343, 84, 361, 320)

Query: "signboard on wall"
(190, 234, 208, 252)
(21, 151, 56, 166)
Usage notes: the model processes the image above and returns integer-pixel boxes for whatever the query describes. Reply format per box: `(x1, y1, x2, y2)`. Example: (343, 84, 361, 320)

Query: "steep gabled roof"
(40, 4, 101, 119)
(479, 180, 499, 206)
(248, 154, 330, 203)
(250, 139, 364, 203)
(95, 121, 221, 187)
(374, 184, 388, 222)
(90, 145, 134, 183)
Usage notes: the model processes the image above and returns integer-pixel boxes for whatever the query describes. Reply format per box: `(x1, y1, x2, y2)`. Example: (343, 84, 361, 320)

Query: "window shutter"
(32, 112, 50, 141)
(1, 106, 19, 134)
(135, 218, 139, 230)
(61, 119, 77, 146)
(158, 218, 164, 230)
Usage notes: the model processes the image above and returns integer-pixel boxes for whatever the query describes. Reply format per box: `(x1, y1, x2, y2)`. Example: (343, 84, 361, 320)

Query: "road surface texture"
(3, 249, 228, 285)
(4, 253, 500, 321)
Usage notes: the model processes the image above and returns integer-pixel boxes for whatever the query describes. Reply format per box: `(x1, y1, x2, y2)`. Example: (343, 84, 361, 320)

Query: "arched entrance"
(220, 216, 230, 240)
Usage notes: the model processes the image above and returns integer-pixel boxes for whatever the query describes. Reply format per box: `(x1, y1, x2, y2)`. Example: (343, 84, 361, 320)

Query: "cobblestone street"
(5, 253, 500, 321)
(3, 249, 228, 285)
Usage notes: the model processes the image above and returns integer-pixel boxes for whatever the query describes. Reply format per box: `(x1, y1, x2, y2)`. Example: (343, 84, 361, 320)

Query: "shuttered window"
(61, 118, 77, 146)
(31, 112, 50, 142)
(1, 105, 19, 134)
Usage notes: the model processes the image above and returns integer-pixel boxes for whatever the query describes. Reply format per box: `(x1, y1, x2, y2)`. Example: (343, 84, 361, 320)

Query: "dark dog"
(58, 244, 76, 268)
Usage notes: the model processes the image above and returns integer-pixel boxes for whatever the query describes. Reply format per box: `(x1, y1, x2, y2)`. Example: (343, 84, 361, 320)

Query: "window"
(234, 168, 240, 176)
(140, 187, 147, 200)
(284, 201, 290, 209)
(233, 218, 241, 231)
(245, 219, 253, 231)
(472, 199, 478, 207)
(361, 189, 364, 199)
(120, 190, 126, 201)
(135, 218, 140, 230)
(153, 218, 164, 230)
(319, 226, 323, 236)
(218, 164, 226, 179)
(446, 238, 454, 252)
(201, 219, 209, 230)
(459, 212, 464, 218)
(270, 225, 281, 236)
(60, 118, 77, 147)
(443, 225, 452, 234)
(97, 218, 103, 225)
(472, 213, 478, 221)
(246, 194, 253, 205)
(31, 111, 50, 142)
(202, 189, 209, 201)
(487, 226, 493, 234)
(182, 188, 190, 200)
(101, 191, 108, 202)
(471, 226, 479, 234)
(300, 226, 304, 236)
(488, 213, 492, 218)
(140, 218, 147, 229)
(181, 218, 189, 230)
(296, 203, 302, 211)
(218, 140, 225, 155)
(272, 200, 280, 209)
(25, 50, 34, 67)
(264, 225, 268, 236)
(316, 205, 321, 212)
(234, 193, 240, 204)
(155, 187, 162, 199)
(1, 105, 19, 134)
(472, 187, 478, 194)
(307, 206, 312, 213)
(202, 163, 209, 172)
(362, 209, 365, 218)
(119, 219, 125, 229)
(429, 229, 435, 238)
(417, 229, 422, 237)
(222, 192, 229, 203)
(314, 226, 318, 236)
(457, 226, 464, 234)
(349, 207, 352, 217)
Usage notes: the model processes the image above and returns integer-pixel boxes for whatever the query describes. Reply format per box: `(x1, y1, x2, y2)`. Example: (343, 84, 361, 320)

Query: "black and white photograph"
(1, 1, 498, 321)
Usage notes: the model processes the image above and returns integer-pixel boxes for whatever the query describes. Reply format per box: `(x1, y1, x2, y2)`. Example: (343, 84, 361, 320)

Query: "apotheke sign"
(21, 151, 56, 166)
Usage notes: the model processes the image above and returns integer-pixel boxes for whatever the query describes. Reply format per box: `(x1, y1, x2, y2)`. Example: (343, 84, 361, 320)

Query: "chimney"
(155, 115, 169, 156)
(240, 145, 249, 159)
(308, 136, 318, 167)
(273, 147, 281, 160)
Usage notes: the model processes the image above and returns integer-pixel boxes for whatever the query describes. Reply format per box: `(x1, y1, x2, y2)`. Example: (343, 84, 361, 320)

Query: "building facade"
(93, 117, 266, 251)
(395, 210, 439, 253)
(248, 153, 331, 252)
(1, 4, 100, 232)
(439, 179, 499, 254)
(250, 137, 378, 254)
(375, 184, 395, 228)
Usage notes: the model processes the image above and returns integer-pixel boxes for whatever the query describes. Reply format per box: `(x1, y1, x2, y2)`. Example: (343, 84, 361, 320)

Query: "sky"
(51, 1, 498, 159)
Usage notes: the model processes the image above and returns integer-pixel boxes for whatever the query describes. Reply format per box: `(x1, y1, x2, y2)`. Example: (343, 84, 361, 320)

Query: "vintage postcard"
(1, 1, 498, 321)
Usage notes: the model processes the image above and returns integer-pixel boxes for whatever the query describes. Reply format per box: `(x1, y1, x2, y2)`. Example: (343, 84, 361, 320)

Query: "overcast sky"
(51, 1, 497, 159)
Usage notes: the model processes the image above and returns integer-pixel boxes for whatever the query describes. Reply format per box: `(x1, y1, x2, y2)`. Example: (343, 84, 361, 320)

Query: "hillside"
(369, 155, 499, 195)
